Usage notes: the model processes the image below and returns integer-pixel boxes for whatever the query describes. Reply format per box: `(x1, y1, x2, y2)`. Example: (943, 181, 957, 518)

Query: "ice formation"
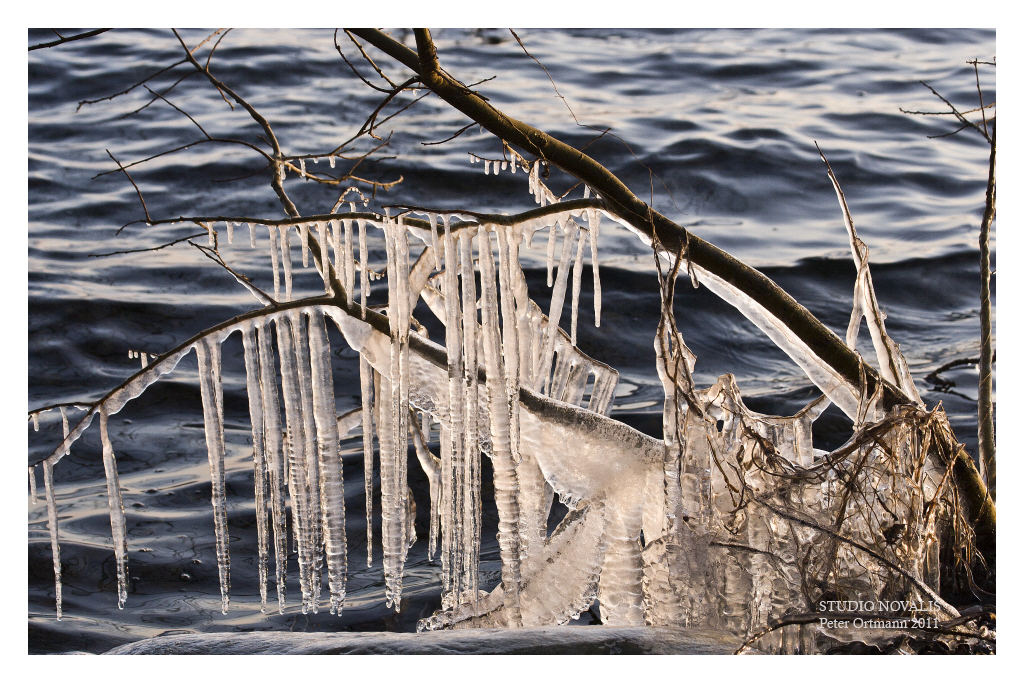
(30, 159, 972, 652)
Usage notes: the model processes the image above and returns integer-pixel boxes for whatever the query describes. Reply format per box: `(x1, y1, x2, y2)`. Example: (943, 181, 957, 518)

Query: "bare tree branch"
(29, 28, 112, 51)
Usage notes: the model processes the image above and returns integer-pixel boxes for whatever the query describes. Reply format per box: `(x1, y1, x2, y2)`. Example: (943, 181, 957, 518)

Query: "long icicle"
(307, 308, 348, 615)
(98, 409, 129, 609)
(29, 465, 38, 504)
(478, 226, 524, 626)
(396, 216, 413, 566)
(570, 221, 587, 346)
(43, 460, 61, 619)
(495, 225, 522, 466)
(377, 369, 402, 608)
(275, 315, 313, 612)
(241, 325, 270, 611)
(358, 218, 370, 318)
(587, 209, 602, 327)
(344, 218, 356, 305)
(257, 320, 288, 612)
(441, 213, 465, 607)
(459, 229, 481, 604)
(280, 225, 294, 302)
(300, 222, 310, 268)
(381, 214, 408, 608)
(290, 309, 323, 612)
(196, 338, 230, 614)
(360, 354, 375, 568)
(268, 225, 281, 302)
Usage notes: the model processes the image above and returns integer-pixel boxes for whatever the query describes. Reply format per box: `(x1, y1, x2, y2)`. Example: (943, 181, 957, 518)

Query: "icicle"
(268, 225, 281, 302)
(495, 225, 522, 465)
(43, 460, 62, 619)
(307, 309, 348, 615)
(484, 160, 491, 175)
(377, 370, 404, 609)
(195, 338, 230, 614)
(360, 355, 375, 568)
(344, 219, 356, 304)
(317, 222, 331, 294)
(32, 413, 39, 431)
(479, 227, 523, 626)
(242, 326, 270, 612)
(128, 349, 134, 359)
(546, 224, 558, 288)
(587, 209, 602, 327)
(300, 222, 310, 268)
(299, 158, 306, 178)
(140, 353, 148, 368)
(226, 221, 234, 245)
(29, 466, 38, 504)
(494, 162, 500, 176)
(248, 222, 257, 248)
(99, 409, 129, 610)
(458, 230, 481, 604)
(381, 215, 412, 609)
(441, 213, 466, 607)
(204, 222, 214, 246)
(275, 314, 314, 612)
(584, 184, 591, 199)
(570, 224, 587, 346)
(358, 219, 369, 318)
(395, 220, 414, 565)
(329, 219, 342, 275)
(256, 321, 288, 613)
(291, 310, 323, 613)
(535, 224, 578, 393)
(280, 225, 293, 302)
(429, 213, 442, 271)
(502, 161, 508, 171)
(329, 155, 336, 168)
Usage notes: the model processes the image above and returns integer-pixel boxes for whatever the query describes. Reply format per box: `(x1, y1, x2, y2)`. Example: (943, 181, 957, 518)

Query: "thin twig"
(77, 58, 188, 111)
(106, 149, 151, 222)
(143, 85, 210, 138)
(93, 138, 273, 179)
(422, 121, 475, 146)
(509, 29, 580, 125)
(190, 241, 276, 306)
(119, 70, 199, 120)
(29, 28, 112, 51)
(89, 232, 207, 258)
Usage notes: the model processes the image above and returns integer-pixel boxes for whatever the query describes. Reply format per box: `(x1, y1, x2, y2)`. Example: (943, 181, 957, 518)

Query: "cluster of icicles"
(29, 158, 624, 624)
(30, 153, 957, 644)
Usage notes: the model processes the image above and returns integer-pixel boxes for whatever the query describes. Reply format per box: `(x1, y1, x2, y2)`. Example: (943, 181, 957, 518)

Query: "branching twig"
(29, 28, 112, 51)
(89, 232, 208, 258)
(77, 58, 189, 111)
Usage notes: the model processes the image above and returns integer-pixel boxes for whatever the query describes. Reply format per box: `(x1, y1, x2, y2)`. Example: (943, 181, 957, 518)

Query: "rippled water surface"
(28, 28, 995, 654)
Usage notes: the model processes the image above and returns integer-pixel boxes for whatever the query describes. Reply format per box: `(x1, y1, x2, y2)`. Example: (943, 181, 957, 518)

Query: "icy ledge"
(102, 626, 742, 655)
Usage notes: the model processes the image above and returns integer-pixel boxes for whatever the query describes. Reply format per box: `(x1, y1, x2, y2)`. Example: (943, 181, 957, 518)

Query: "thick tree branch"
(348, 26, 995, 568)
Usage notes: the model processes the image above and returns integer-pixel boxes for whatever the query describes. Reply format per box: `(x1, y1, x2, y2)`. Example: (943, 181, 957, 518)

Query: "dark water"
(28, 28, 996, 654)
